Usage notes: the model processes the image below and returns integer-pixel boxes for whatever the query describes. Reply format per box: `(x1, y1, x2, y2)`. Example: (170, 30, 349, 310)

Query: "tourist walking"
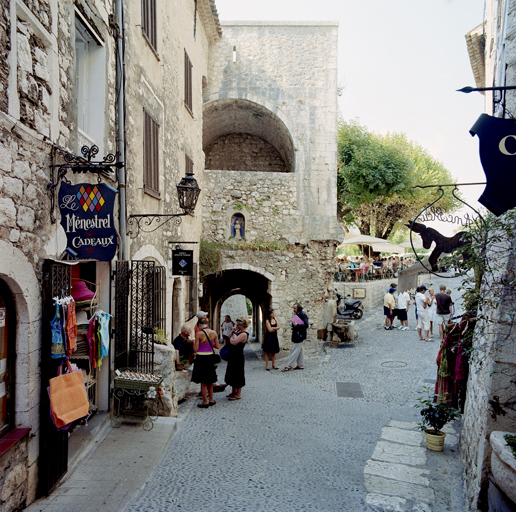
(263, 309, 280, 370)
(282, 303, 309, 371)
(415, 285, 431, 341)
(192, 317, 220, 408)
(221, 315, 234, 344)
(225, 317, 249, 400)
(435, 284, 453, 342)
(427, 288, 437, 338)
(396, 288, 410, 330)
(383, 288, 396, 330)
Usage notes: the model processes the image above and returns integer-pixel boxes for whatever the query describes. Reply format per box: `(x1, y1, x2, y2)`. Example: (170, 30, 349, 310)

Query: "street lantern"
(177, 171, 201, 214)
(127, 172, 202, 238)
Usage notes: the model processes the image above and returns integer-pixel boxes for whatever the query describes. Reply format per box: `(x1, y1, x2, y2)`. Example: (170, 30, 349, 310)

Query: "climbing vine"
(443, 209, 516, 420)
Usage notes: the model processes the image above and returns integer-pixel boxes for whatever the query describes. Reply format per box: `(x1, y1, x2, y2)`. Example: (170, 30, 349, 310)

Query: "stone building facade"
(461, 2, 516, 509)
(0, 0, 116, 508)
(200, 22, 342, 345)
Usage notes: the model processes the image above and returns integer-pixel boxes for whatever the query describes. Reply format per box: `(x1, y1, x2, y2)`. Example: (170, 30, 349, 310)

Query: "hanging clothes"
(50, 302, 66, 359)
(65, 298, 77, 355)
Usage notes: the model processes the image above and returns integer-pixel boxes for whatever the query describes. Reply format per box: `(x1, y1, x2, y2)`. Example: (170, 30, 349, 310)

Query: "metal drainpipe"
(115, 0, 128, 260)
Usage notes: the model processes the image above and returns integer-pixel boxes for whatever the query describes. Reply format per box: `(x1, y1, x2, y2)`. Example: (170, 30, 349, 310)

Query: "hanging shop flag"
(58, 182, 118, 261)
(470, 113, 516, 216)
(172, 250, 194, 276)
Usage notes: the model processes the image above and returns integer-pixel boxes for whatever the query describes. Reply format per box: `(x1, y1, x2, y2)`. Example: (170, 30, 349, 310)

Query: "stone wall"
(460, 2, 516, 509)
(205, 133, 287, 172)
(0, 435, 30, 511)
(203, 22, 343, 244)
(0, 0, 115, 507)
(202, 169, 297, 243)
(220, 294, 248, 330)
(218, 241, 337, 348)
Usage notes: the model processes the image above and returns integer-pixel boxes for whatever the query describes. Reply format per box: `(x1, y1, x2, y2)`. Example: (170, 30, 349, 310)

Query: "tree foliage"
(337, 120, 460, 239)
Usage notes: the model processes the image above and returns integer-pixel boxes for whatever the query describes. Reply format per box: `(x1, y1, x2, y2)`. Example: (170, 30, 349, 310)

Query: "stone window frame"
(184, 50, 193, 115)
(143, 108, 160, 197)
(141, 0, 158, 55)
(7, 0, 59, 141)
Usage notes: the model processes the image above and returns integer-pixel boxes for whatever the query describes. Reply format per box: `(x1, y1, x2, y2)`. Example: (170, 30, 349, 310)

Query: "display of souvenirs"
(114, 370, 162, 384)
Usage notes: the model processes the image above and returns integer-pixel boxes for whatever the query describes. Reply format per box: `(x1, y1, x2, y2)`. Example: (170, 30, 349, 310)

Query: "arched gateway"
(202, 264, 275, 345)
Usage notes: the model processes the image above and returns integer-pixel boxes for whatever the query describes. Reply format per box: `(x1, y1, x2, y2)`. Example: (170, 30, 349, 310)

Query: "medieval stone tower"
(200, 21, 342, 345)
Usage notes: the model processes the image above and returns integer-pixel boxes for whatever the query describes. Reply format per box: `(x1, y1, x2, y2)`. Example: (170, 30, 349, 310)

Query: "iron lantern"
(176, 171, 201, 214)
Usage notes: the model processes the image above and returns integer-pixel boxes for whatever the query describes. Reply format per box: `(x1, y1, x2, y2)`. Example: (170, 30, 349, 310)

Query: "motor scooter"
(335, 291, 363, 319)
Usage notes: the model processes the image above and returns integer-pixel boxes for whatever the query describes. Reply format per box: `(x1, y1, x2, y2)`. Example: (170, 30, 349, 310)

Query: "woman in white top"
(427, 288, 437, 338)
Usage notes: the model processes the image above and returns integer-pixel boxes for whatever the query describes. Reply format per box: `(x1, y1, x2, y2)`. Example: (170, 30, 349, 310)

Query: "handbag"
(220, 343, 231, 361)
(49, 361, 89, 428)
(204, 330, 221, 364)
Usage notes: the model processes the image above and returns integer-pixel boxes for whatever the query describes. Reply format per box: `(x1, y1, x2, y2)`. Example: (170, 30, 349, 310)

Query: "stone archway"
(203, 98, 296, 173)
(201, 265, 275, 345)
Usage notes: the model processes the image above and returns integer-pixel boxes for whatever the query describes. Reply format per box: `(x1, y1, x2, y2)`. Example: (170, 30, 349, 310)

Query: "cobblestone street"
(125, 278, 465, 512)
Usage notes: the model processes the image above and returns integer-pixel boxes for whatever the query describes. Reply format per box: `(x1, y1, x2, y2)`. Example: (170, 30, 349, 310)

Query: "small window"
(0, 280, 15, 437)
(184, 50, 193, 113)
(143, 109, 160, 195)
(185, 153, 194, 175)
(142, 0, 157, 51)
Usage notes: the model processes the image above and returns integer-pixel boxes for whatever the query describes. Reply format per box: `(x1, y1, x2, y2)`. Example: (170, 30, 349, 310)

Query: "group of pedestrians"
(184, 303, 309, 409)
(383, 283, 454, 342)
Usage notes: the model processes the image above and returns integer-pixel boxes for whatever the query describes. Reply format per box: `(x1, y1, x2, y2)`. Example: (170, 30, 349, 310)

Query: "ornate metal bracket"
(47, 145, 122, 223)
(408, 184, 485, 278)
(126, 214, 186, 238)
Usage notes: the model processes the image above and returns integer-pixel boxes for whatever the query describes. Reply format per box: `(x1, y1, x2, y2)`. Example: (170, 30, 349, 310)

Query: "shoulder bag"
(204, 330, 221, 364)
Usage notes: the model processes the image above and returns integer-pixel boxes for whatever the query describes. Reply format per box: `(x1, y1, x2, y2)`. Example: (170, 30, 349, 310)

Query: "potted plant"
(415, 387, 461, 451)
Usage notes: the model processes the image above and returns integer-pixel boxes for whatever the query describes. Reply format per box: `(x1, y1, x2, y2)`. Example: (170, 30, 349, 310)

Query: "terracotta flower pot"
(425, 429, 446, 451)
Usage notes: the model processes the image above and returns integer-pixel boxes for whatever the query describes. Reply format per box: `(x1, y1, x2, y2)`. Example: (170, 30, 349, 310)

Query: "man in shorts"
(435, 284, 453, 342)
(396, 288, 410, 330)
(384, 288, 396, 330)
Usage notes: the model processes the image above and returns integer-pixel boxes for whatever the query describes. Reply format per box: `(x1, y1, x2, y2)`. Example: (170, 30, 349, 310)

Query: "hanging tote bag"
(49, 361, 89, 428)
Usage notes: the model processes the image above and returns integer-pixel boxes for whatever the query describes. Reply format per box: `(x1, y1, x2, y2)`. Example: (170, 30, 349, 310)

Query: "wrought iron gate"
(114, 261, 165, 373)
(38, 262, 71, 496)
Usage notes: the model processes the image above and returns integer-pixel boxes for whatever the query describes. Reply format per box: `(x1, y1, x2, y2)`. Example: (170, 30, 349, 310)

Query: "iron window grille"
(184, 50, 193, 113)
(141, 0, 157, 51)
(143, 109, 160, 195)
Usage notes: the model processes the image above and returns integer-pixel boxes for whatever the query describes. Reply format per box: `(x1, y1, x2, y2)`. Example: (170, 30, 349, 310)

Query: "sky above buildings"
(215, 0, 487, 231)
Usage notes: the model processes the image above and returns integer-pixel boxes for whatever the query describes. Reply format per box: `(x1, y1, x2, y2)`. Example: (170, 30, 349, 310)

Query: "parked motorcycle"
(335, 291, 363, 319)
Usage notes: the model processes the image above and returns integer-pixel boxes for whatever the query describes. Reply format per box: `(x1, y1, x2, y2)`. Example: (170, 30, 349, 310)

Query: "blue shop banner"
(58, 182, 118, 261)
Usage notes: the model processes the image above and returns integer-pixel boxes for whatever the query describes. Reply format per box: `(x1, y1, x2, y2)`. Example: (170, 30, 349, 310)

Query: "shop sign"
(58, 182, 118, 261)
(470, 113, 516, 216)
(172, 250, 193, 276)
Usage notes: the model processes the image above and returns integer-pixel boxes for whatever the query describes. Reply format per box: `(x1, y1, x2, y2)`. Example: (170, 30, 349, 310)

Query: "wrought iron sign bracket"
(47, 145, 121, 223)
(126, 213, 189, 239)
(408, 183, 485, 278)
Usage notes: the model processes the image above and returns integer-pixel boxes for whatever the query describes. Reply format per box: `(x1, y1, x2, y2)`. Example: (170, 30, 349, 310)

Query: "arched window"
(0, 280, 15, 436)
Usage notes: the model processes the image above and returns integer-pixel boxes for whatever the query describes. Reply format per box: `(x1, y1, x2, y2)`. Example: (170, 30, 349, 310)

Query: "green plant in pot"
(415, 387, 461, 451)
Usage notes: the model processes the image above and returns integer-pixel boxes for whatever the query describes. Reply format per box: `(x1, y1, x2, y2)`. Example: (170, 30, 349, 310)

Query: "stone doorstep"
(365, 492, 432, 512)
(365, 474, 435, 504)
(364, 460, 430, 487)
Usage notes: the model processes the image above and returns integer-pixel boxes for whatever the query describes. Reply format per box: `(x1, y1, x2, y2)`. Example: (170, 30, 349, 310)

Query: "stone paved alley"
(124, 277, 465, 512)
